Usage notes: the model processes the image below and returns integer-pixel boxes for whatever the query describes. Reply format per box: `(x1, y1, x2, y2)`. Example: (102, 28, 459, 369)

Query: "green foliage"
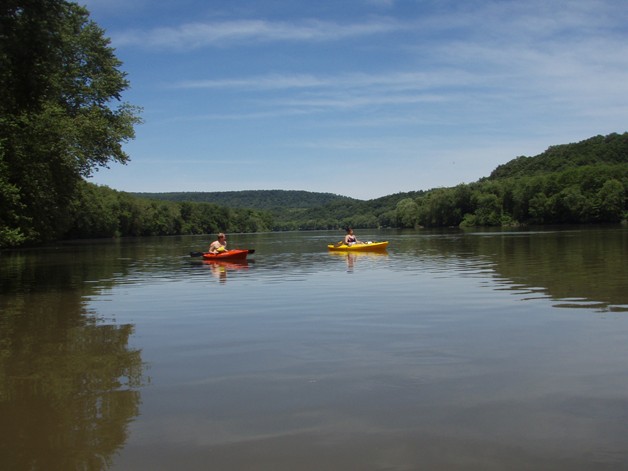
(596, 179, 625, 223)
(489, 133, 628, 179)
(121, 140, 627, 233)
(423, 133, 628, 228)
(427, 161, 627, 228)
(66, 181, 120, 238)
(62, 183, 273, 239)
(417, 188, 463, 227)
(133, 189, 354, 211)
(452, 163, 627, 227)
(283, 190, 425, 231)
(470, 192, 502, 226)
(0, 147, 26, 246)
(137, 189, 427, 232)
(395, 198, 420, 228)
(0, 1, 141, 247)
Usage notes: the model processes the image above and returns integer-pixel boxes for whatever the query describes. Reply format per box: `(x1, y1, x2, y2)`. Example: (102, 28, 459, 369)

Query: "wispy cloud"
(173, 70, 477, 91)
(113, 18, 404, 50)
(364, 0, 396, 7)
(170, 70, 475, 117)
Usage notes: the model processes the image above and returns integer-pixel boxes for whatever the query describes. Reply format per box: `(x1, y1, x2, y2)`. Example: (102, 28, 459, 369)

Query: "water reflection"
(464, 228, 627, 311)
(195, 259, 250, 283)
(189, 228, 628, 310)
(383, 226, 628, 311)
(0, 250, 146, 471)
(327, 250, 389, 273)
(1, 227, 627, 470)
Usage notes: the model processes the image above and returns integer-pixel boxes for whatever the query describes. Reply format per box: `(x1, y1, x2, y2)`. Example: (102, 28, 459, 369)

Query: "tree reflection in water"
(0, 252, 144, 471)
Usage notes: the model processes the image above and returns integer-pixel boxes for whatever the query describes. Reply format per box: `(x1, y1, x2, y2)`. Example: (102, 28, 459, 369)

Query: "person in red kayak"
(208, 233, 227, 254)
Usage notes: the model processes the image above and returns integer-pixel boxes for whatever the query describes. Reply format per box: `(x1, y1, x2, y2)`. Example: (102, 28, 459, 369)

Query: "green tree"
(596, 179, 625, 222)
(549, 186, 591, 223)
(395, 198, 420, 228)
(511, 177, 544, 222)
(66, 181, 120, 238)
(452, 184, 474, 216)
(377, 209, 397, 228)
(418, 188, 462, 227)
(118, 192, 148, 236)
(471, 191, 502, 226)
(0, 0, 141, 247)
(528, 192, 550, 223)
(0, 148, 26, 246)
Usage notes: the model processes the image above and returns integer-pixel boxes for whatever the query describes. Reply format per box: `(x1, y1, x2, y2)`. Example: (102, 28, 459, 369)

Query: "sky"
(82, 0, 628, 200)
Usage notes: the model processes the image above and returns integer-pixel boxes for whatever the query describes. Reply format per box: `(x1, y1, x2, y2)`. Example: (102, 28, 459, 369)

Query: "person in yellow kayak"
(208, 233, 227, 254)
(343, 227, 364, 246)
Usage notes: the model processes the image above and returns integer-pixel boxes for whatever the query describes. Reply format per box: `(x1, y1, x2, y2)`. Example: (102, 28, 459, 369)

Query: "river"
(1, 226, 627, 470)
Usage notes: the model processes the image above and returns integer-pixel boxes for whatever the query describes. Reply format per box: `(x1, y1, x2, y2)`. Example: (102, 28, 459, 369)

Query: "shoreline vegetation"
(1, 3, 626, 249)
(2, 132, 628, 249)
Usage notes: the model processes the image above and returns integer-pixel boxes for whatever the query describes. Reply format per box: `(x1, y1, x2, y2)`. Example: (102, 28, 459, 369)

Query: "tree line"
(65, 182, 272, 239)
(133, 189, 355, 211)
(394, 163, 627, 229)
(127, 134, 627, 231)
(392, 134, 628, 228)
(279, 134, 628, 230)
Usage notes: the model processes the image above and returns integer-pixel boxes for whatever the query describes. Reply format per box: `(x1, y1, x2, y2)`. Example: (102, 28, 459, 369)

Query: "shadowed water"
(1, 226, 627, 470)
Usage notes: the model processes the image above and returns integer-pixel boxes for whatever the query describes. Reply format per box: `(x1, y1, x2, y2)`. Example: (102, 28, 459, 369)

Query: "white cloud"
(175, 70, 477, 91)
(364, 0, 396, 7)
(113, 18, 404, 50)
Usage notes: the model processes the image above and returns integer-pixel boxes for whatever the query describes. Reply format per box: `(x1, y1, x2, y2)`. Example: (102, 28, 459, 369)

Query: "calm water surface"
(1, 227, 628, 470)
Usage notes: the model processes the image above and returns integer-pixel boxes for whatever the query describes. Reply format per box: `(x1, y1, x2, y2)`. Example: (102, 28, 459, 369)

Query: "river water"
(1, 226, 627, 470)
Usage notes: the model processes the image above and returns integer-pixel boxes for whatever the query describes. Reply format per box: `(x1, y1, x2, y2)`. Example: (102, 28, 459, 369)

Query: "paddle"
(190, 249, 255, 257)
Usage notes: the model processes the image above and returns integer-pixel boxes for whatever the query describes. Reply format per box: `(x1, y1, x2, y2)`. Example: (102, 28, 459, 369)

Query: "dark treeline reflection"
(395, 226, 628, 310)
(0, 245, 145, 471)
(479, 227, 627, 309)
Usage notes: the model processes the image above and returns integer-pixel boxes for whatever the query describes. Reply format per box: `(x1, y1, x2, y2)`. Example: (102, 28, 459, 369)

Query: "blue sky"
(83, 0, 628, 200)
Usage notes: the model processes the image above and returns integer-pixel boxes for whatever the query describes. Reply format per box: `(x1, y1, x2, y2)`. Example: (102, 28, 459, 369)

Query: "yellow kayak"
(327, 241, 389, 251)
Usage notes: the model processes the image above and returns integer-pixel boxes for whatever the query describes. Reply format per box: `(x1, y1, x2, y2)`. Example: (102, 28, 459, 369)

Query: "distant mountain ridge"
(137, 133, 628, 211)
(131, 132, 627, 230)
(132, 189, 357, 212)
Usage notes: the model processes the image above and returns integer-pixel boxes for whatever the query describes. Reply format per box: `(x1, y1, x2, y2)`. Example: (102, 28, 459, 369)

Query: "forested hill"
(128, 132, 627, 230)
(132, 189, 356, 211)
(488, 132, 628, 179)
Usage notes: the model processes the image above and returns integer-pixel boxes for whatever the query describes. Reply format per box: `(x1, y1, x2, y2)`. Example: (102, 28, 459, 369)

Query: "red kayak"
(201, 249, 251, 261)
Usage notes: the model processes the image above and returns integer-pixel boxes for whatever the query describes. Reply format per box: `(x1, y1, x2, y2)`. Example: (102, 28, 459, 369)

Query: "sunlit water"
(1, 227, 628, 470)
